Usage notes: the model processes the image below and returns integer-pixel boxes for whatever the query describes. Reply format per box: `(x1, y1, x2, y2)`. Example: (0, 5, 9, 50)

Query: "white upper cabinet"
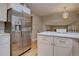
(23, 6, 31, 15)
(8, 4, 23, 13)
(8, 3, 31, 15)
(0, 3, 8, 21)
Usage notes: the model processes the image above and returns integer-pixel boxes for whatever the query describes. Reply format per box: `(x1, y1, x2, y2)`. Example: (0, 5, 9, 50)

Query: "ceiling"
(27, 3, 79, 16)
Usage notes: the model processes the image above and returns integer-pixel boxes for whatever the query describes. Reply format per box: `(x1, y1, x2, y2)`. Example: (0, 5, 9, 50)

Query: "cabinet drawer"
(37, 35, 53, 43)
(54, 37, 73, 48)
(0, 36, 10, 45)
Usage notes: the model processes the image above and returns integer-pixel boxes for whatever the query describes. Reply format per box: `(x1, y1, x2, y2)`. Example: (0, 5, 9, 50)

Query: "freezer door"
(21, 13, 32, 51)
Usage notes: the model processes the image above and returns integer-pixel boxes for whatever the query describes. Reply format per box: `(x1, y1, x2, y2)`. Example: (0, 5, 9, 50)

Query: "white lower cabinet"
(72, 40, 79, 56)
(0, 44, 10, 56)
(54, 37, 73, 56)
(37, 35, 73, 56)
(0, 34, 10, 56)
(54, 46, 72, 56)
(37, 36, 53, 56)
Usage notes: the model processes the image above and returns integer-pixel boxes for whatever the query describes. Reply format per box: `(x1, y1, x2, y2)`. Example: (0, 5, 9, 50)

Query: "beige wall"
(0, 22, 4, 33)
(31, 14, 43, 41)
(42, 12, 79, 31)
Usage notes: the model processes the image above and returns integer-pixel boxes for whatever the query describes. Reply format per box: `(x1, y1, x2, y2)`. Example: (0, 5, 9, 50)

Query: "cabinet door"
(72, 40, 79, 56)
(54, 37, 73, 48)
(54, 46, 72, 56)
(54, 37, 73, 56)
(37, 36, 53, 56)
(23, 6, 31, 15)
(0, 3, 7, 21)
(0, 44, 10, 56)
(0, 35, 10, 56)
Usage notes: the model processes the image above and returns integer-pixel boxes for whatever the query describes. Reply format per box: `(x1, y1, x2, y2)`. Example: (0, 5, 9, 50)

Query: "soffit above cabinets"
(27, 3, 79, 16)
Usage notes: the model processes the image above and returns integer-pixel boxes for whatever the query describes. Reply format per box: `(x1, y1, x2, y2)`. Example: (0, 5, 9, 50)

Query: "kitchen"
(0, 3, 79, 56)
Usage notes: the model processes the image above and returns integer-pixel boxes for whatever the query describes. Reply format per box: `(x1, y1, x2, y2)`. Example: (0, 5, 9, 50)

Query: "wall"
(0, 22, 4, 33)
(31, 14, 43, 42)
(42, 12, 79, 31)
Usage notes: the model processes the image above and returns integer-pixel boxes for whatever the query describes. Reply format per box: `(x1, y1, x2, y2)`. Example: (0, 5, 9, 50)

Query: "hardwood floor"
(22, 41, 37, 56)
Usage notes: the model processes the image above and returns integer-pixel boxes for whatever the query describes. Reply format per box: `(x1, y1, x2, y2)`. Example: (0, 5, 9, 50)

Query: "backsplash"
(0, 22, 4, 33)
(45, 23, 79, 32)
(45, 25, 68, 31)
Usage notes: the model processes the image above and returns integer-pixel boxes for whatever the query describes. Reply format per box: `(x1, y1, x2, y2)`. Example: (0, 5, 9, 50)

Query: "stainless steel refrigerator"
(7, 8, 32, 56)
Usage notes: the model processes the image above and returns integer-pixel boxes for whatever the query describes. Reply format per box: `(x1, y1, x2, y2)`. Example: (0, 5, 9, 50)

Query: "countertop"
(37, 31, 79, 39)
